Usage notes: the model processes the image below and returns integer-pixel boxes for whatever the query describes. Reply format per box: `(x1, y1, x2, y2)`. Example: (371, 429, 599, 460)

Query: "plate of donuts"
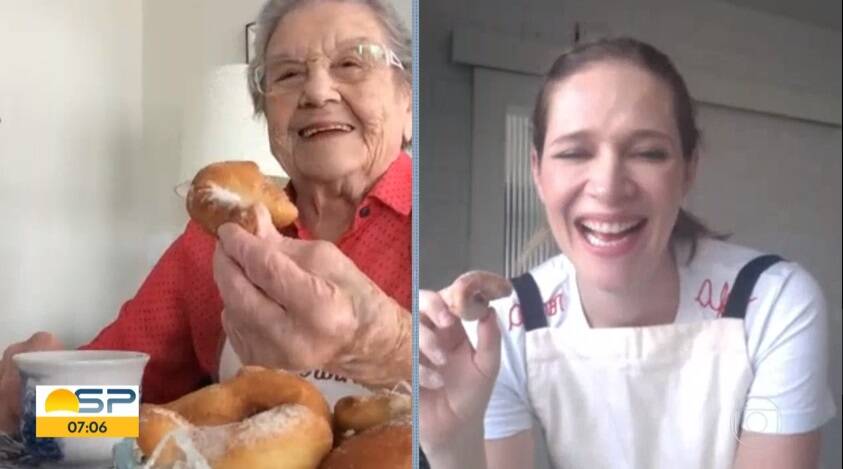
(117, 366, 410, 469)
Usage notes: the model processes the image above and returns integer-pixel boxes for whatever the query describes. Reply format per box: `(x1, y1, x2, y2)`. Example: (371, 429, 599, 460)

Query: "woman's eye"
(274, 70, 302, 82)
(335, 59, 363, 69)
(635, 149, 668, 160)
(555, 150, 590, 159)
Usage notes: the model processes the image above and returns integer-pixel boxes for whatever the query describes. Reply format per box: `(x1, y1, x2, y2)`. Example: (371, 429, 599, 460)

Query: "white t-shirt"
(469, 238, 837, 440)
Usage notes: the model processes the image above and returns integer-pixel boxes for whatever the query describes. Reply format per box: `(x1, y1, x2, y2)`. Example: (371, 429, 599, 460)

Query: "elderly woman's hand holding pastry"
(213, 205, 410, 389)
(203, 0, 413, 394)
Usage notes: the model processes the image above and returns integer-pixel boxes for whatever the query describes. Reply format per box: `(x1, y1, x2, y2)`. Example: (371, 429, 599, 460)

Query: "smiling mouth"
(298, 123, 354, 139)
(576, 218, 647, 248)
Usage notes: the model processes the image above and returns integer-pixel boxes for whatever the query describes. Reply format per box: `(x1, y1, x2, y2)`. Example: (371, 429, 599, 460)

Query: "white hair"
(247, 0, 412, 116)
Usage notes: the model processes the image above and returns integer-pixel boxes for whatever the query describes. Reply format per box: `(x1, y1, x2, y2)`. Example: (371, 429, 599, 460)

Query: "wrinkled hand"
(419, 271, 512, 451)
(0, 332, 64, 434)
(213, 205, 410, 388)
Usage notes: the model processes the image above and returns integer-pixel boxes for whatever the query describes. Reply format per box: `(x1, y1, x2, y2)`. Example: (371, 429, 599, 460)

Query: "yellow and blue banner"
(34, 386, 139, 438)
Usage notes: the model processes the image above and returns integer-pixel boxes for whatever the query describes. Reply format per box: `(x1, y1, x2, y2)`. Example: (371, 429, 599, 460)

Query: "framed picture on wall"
(246, 22, 257, 63)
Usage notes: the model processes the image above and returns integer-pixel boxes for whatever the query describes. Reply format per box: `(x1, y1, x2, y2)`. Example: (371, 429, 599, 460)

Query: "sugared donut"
(186, 160, 298, 235)
(333, 391, 411, 436)
(442, 270, 513, 320)
(320, 391, 411, 469)
(320, 416, 411, 469)
(138, 366, 332, 468)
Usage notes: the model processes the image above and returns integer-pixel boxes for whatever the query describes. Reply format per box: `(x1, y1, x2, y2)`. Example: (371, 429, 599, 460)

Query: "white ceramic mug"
(13, 350, 149, 467)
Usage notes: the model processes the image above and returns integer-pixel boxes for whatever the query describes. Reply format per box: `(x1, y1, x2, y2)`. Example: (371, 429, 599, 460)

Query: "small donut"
(442, 270, 513, 320)
(333, 391, 411, 435)
(320, 392, 411, 468)
(319, 417, 411, 469)
(186, 160, 298, 236)
(138, 366, 332, 468)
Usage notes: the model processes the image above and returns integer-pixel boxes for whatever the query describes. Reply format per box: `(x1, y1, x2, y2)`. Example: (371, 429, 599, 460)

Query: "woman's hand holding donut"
(213, 205, 411, 389)
(419, 272, 511, 455)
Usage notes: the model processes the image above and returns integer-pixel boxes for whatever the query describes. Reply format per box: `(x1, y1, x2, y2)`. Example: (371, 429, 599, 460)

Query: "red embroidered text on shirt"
(508, 292, 567, 330)
(695, 278, 756, 316)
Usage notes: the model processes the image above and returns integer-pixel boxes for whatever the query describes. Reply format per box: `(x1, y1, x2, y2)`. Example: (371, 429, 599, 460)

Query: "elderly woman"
(0, 0, 412, 433)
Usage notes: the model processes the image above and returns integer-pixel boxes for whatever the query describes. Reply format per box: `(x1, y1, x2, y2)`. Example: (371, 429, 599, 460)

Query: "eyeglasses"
(254, 41, 405, 95)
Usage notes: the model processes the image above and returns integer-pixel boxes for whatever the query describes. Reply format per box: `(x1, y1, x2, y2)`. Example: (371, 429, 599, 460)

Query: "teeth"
(580, 219, 640, 234)
(584, 232, 626, 247)
(301, 124, 352, 138)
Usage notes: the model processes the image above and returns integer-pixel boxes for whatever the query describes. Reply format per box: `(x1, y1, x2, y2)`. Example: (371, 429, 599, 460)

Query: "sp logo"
(75, 388, 137, 414)
(42, 387, 137, 415)
(35, 385, 140, 438)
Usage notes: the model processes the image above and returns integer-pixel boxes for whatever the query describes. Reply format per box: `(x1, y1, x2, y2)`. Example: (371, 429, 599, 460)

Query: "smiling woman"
(419, 37, 836, 469)
(1, 3, 413, 467)
(213, 0, 413, 395)
(250, 1, 412, 202)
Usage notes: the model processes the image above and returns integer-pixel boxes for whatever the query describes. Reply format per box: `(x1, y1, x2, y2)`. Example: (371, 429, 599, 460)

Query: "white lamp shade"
(178, 64, 286, 185)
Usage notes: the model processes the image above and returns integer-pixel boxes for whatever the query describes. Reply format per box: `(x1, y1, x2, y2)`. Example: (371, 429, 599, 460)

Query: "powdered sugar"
(142, 405, 315, 467)
(141, 426, 212, 469)
(346, 391, 410, 415)
(142, 406, 189, 425)
(200, 183, 248, 208)
(230, 404, 311, 446)
(190, 423, 234, 461)
(387, 394, 411, 414)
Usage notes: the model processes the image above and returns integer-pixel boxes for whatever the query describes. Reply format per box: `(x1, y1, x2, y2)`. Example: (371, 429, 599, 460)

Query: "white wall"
(0, 0, 144, 348)
(138, 0, 270, 254)
(0, 0, 269, 349)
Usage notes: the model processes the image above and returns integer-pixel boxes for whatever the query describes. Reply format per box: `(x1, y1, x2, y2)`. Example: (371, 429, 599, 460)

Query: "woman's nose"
(299, 67, 340, 107)
(584, 150, 635, 203)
